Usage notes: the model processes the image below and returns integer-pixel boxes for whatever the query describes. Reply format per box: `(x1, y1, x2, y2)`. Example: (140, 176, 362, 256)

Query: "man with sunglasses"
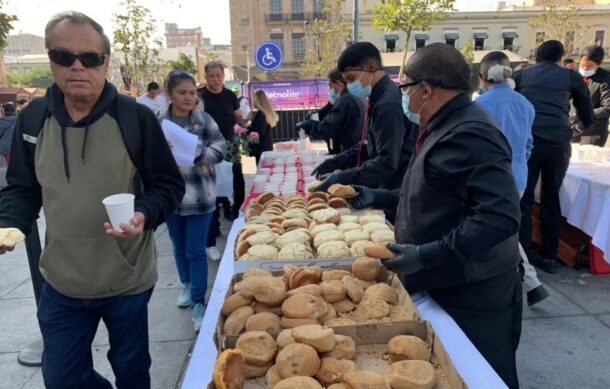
(314, 42, 416, 193)
(350, 43, 523, 388)
(0, 12, 184, 389)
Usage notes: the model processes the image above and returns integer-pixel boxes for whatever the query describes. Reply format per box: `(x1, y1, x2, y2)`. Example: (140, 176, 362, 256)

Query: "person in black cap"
(350, 43, 523, 388)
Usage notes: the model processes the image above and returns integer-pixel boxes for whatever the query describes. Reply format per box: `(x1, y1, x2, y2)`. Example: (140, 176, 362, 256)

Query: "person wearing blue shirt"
(476, 51, 549, 307)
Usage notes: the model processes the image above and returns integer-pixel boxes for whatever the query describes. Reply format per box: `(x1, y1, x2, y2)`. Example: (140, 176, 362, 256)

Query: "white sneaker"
(176, 283, 192, 308)
(192, 302, 205, 332)
(207, 247, 222, 261)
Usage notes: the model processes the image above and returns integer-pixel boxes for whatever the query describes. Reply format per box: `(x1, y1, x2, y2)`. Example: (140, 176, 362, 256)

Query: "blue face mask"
(402, 84, 424, 125)
(347, 72, 372, 99)
(328, 89, 339, 105)
(579, 67, 596, 77)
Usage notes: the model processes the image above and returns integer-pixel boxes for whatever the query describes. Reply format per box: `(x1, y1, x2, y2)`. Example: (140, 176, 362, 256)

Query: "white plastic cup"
(102, 193, 135, 231)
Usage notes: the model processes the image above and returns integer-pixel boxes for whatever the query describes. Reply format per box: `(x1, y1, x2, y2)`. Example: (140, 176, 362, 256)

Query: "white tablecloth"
(180, 217, 507, 389)
(559, 162, 610, 264)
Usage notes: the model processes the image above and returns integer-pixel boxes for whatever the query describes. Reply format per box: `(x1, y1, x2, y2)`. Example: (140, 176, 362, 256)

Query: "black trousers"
(232, 162, 245, 218)
(430, 269, 523, 389)
(519, 143, 571, 259)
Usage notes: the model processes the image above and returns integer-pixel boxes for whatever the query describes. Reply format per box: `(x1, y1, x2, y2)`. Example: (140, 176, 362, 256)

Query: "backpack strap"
(115, 94, 145, 196)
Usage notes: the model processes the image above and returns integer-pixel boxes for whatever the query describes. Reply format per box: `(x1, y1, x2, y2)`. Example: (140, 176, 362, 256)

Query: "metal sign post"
(17, 221, 44, 366)
(254, 41, 284, 73)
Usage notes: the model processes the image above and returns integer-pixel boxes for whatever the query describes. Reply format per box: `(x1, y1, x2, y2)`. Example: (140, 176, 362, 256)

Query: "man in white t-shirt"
(137, 81, 166, 114)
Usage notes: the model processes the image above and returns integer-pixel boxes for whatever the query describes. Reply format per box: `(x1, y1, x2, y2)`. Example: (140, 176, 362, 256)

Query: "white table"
(180, 217, 507, 389)
(558, 162, 610, 263)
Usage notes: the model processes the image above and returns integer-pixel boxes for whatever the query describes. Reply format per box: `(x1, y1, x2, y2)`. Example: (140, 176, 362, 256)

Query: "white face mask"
(579, 67, 596, 78)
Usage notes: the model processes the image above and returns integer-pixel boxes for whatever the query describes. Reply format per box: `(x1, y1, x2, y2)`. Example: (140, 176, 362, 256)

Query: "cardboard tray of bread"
(215, 264, 421, 348)
(210, 320, 467, 389)
(234, 187, 396, 273)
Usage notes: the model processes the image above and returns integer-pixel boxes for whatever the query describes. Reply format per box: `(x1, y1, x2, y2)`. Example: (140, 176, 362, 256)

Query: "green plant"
(0, 0, 17, 51)
(372, 0, 455, 76)
(225, 126, 258, 164)
(167, 52, 197, 75)
(7, 67, 54, 88)
(529, 0, 581, 54)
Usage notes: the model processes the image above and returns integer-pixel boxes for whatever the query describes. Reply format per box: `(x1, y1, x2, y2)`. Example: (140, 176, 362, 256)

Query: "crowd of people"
(0, 8, 608, 389)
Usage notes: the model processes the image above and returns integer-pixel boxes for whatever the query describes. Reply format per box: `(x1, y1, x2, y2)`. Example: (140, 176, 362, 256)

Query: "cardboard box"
(216, 270, 421, 349)
(211, 321, 467, 389)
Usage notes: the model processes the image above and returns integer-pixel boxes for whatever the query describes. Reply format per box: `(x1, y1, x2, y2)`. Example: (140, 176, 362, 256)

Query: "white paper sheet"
(161, 119, 198, 167)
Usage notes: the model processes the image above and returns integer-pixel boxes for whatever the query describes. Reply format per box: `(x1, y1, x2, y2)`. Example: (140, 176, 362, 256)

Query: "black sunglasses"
(398, 81, 422, 95)
(48, 49, 107, 68)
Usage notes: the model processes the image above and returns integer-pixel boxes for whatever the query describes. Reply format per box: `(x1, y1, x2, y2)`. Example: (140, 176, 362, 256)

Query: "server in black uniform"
(350, 43, 523, 388)
(299, 69, 365, 154)
(313, 42, 416, 192)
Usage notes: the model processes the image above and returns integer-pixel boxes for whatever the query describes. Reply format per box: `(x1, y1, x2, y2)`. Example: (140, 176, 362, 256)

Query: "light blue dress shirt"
(476, 82, 535, 191)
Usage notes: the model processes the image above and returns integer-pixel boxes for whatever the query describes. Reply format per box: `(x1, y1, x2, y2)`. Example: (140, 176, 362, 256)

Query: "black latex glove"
(299, 119, 317, 134)
(382, 243, 425, 276)
(316, 172, 342, 193)
(349, 185, 380, 209)
(312, 158, 337, 179)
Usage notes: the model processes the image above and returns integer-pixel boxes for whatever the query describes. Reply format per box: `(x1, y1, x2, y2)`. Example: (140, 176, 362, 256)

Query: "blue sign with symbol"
(255, 41, 284, 72)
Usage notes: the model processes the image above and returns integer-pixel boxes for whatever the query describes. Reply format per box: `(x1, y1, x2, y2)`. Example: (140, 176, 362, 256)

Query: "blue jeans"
(166, 211, 213, 304)
(37, 283, 153, 389)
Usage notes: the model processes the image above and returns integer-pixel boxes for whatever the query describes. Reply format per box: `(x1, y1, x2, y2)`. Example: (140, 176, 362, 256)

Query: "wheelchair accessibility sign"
(255, 41, 283, 72)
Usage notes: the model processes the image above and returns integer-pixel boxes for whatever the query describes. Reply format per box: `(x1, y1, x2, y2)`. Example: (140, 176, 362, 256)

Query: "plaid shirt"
(158, 107, 226, 215)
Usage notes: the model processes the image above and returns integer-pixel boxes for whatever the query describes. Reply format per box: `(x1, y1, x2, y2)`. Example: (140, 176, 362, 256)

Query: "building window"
(446, 39, 456, 47)
(384, 34, 399, 53)
(270, 33, 284, 52)
(292, 32, 305, 58)
(473, 32, 488, 51)
(292, 0, 305, 20)
(503, 37, 514, 51)
(416, 39, 426, 50)
(535, 31, 545, 46)
(314, 0, 325, 14)
(444, 32, 459, 47)
(270, 0, 282, 14)
(594, 30, 605, 48)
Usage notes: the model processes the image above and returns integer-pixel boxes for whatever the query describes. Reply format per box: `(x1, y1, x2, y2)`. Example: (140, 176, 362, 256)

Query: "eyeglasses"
(47, 49, 106, 68)
(398, 81, 422, 95)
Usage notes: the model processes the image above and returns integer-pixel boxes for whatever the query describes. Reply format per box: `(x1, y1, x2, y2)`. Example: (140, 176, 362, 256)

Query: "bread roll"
(282, 294, 322, 320)
(277, 329, 296, 349)
(320, 300, 337, 322)
(314, 230, 345, 248)
(342, 276, 365, 303)
(245, 362, 272, 378)
(274, 376, 323, 389)
(243, 268, 273, 279)
(332, 299, 356, 313)
(328, 384, 348, 389)
(235, 331, 277, 366)
(245, 312, 281, 332)
(351, 257, 382, 281)
(364, 283, 398, 304)
(286, 283, 322, 297)
(292, 324, 336, 353)
(310, 223, 338, 237)
(246, 244, 278, 260)
(322, 335, 357, 360)
(387, 335, 431, 362)
(223, 306, 254, 335)
(358, 214, 385, 225)
(384, 360, 436, 389)
(321, 269, 352, 282)
(354, 296, 390, 320)
(371, 229, 395, 244)
(235, 240, 250, 258)
(307, 197, 327, 207)
(276, 230, 311, 248)
(275, 343, 321, 379)
(213, 349, 246, 389)
(317, 241, 350, 259)
(363, 242, 395, 259)
(312, 207, 341, 224)
(266, 364, 283, 388)
(344, 371, 389, 389)
(320, 280, 348, 303)
(280, 317, 319, 328)
(278, 243, 314, 260)
(221, 292, 253, 316)
(324, 318, 356, 327)
(316, 357, 358, 386)
(341, 215, 359, 223)
(288, 267, 320, 290)
(328, 197, 349, 209)
(256, 192, 276, 205)
(246, 231, 277, 246)
(344, 230, 370, 247)
(308, 203, 329, 213)
(307, 191, 330, 202)
(281, 218, 308, 230)
(338, 222, 362, 233)
(282, 209, 310, 220)
(327, 184, 357, 199)
(253, 302, 283, 316)
(252, 276, 287, 305)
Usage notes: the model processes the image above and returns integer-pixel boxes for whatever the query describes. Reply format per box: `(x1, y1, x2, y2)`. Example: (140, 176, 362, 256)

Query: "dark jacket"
(0, 115, 16, 156)
(248, 110, 274, 160)
(514, 61, 594, 147)
(574, 67, 610, 140)
(309, 92, 364, 154)
(396, 94, 521, 292)
(326, 75, 415, 190)
(0, 82, 185, 235)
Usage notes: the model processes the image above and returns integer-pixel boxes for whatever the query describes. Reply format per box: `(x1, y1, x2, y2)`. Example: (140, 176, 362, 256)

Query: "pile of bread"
(222, 261, 406, 337)
(213, 326, 438, 389)
(236, 186, 396, 261)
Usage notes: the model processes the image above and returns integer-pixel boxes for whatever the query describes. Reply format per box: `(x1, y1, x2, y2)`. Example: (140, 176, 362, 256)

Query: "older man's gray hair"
(45, 11, 111, 56)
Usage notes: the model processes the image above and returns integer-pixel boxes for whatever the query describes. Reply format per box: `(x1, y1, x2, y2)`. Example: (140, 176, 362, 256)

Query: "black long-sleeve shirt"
(309, 92, 364, 154)
(514, 61, 594, 147)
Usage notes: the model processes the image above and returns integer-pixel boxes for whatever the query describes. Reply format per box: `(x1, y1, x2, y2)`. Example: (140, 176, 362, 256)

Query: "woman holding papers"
(158, 71, 226, 332)
(248, 89, 278, 165)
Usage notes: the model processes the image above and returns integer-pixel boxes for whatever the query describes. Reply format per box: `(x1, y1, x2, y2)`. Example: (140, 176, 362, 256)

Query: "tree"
(7, 67, 54, 88)
(112, 0, 164, 94)
(167, 52, 197, 75)
(0, 0, 17, 50)
(301, 0, 352, 79)
(459, 39, 474, 65)
(529, 0, 581, 55)
(372, 0, 455, 76)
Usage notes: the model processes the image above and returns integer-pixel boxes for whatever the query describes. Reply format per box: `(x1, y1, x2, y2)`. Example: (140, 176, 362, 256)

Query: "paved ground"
(0, 154, 609, 388)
